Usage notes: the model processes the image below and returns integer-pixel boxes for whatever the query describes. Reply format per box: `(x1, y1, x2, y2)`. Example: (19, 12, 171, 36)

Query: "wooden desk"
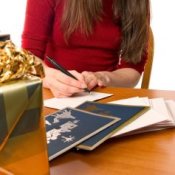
(43, 87, 175, 175)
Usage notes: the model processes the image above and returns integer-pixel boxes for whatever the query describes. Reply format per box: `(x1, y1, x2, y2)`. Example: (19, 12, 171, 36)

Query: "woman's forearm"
(95, 68, 141, 87)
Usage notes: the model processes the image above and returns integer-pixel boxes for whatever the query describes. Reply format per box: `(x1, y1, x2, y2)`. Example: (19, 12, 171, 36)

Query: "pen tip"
(84, 88, 91, 94)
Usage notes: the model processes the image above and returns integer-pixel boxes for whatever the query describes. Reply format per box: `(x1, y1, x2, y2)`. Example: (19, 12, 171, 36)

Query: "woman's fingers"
(43, 67, 85, 97)
(43, 66, 106, 97)
(50, 86, 74, 98)
(69, 70, 88, 89)
(53, 69, 83, 89)
(82, 71, 98, 90)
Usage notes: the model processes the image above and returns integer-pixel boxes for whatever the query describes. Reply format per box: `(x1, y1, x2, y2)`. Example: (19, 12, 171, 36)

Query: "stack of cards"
(45, 102, 148, 160)
(45, 96, 175, 160)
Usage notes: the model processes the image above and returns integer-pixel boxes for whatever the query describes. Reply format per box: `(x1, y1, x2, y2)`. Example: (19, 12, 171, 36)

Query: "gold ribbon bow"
(0, 40, 44, 83)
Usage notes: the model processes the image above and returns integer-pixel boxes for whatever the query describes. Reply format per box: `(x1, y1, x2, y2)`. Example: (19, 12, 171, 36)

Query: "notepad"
(44, 91, 112, 109)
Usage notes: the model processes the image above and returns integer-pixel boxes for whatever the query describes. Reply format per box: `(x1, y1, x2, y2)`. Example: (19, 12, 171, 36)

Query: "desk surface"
(43, 87, 175, 175)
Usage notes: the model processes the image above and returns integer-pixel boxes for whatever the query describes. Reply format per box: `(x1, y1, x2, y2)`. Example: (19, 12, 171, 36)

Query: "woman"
(22, 0, 150, 97)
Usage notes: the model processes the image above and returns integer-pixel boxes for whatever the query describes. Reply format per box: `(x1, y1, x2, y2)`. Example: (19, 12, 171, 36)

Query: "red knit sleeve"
(21, 0, 56, 59)
(116, 51, 148, 74)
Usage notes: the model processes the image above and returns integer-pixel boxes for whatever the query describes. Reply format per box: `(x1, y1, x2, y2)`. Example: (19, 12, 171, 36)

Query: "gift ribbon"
(0, 40, 44, 83)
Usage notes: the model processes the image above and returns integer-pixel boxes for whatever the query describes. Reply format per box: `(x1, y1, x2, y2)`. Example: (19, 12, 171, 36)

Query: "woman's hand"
(43, 66, 88, 97)
(82, 71, 108, 90)
(82, 68, 141, 89)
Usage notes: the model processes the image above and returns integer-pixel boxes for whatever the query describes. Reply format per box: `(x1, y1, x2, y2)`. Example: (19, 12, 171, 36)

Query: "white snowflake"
(61, 135, 75, 143)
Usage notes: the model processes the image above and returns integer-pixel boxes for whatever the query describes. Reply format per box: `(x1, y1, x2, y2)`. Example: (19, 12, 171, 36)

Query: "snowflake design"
(61, 136, 75, 143)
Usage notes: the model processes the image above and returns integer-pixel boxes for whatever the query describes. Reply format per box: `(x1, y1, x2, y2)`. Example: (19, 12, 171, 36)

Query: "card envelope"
(0, 77, 49, 175)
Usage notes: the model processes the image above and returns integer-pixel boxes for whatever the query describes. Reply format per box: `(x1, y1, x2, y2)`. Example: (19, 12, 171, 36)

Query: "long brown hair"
(61, 0, 150, 63)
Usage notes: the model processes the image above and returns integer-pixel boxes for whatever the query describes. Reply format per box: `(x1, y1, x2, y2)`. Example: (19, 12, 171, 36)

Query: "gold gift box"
(0, 40, 49, 174)
(0, 77, 49, 175)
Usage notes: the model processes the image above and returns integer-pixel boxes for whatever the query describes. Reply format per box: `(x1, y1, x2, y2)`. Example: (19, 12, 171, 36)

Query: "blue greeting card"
(45, 107, 120, 160)
(76, 101, 149, 150)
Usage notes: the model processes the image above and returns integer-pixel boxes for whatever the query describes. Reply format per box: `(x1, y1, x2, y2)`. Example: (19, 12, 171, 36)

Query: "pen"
(46, 56, 90, 93)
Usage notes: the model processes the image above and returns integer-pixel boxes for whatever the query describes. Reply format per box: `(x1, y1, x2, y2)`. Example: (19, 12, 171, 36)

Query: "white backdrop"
(0, 0, 175, 90)
(0, 0, 26, 46)
(150, 0, 175, 90)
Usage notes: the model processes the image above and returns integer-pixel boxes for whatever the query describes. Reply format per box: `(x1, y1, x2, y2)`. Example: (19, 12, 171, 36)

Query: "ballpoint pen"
(46, 56, 91, 93)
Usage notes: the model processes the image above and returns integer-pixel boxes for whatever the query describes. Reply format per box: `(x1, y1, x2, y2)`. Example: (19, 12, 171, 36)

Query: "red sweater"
(22, 0, 147, 73)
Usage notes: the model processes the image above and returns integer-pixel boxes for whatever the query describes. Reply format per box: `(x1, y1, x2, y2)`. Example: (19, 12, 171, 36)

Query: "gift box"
(0, 41, 49, 174)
